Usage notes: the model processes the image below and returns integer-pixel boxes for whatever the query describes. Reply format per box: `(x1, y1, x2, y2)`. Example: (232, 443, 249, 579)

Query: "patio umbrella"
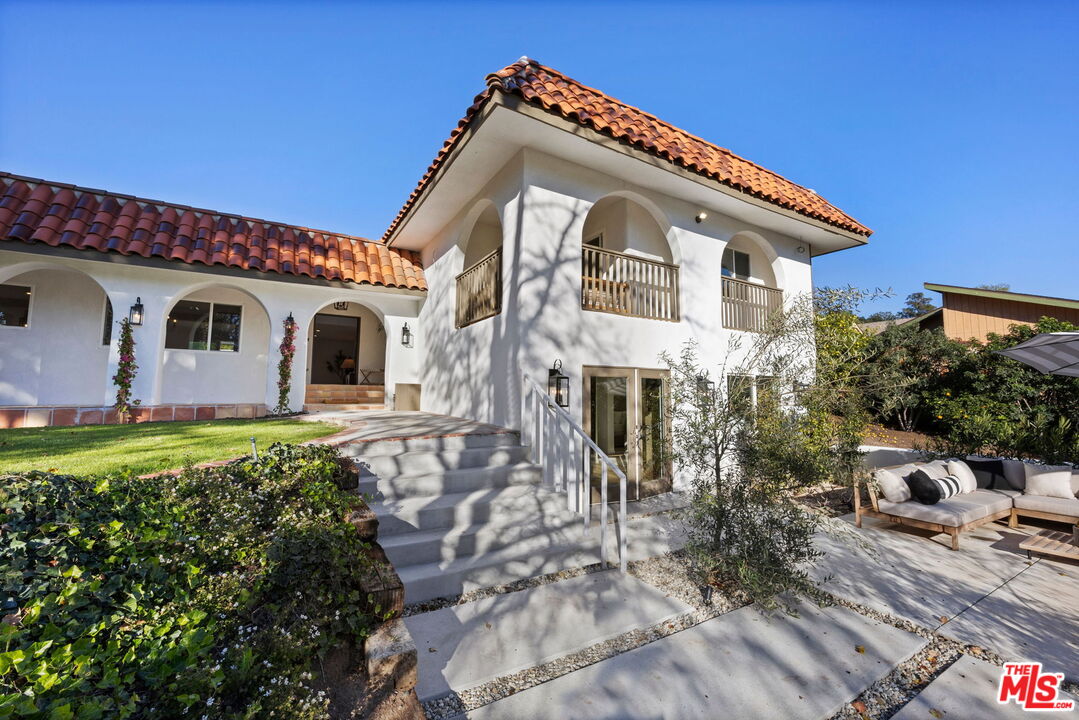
(996, 332, 1079, 377)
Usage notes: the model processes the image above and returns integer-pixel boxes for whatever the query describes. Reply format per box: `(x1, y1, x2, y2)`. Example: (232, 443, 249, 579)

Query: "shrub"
(0, 443, 386, 719)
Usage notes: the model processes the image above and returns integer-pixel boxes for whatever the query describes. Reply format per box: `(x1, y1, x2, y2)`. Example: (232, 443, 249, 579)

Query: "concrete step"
(372, 484, 575, 536)
(379, 509, 587, 566)
(303, 403, 385, 412)
(395, 528, 608, 604)
(350, 445, 531, 477)
(344, 431, 520, 457)
(358, 462, 542, 501)
(405, 570, 694, 702)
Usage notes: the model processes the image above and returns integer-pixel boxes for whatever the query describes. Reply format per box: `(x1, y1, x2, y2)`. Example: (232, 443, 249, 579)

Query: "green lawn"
(0, 418, 342, 476)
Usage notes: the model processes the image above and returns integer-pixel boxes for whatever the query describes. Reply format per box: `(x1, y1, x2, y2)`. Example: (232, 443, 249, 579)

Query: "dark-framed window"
(0, 285, 32, 327)
(102, 298, 113, 345)
(165, 300, 242, 352)
(722, 248, 751, 280)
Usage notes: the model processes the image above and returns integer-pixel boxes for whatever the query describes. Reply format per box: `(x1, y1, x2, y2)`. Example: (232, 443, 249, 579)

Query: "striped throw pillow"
(932, 474, 963, 501)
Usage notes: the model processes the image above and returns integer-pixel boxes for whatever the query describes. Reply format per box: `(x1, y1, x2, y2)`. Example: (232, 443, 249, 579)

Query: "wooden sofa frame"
(1009, 507, 1079, 529)
(853, 477, 1012, 551)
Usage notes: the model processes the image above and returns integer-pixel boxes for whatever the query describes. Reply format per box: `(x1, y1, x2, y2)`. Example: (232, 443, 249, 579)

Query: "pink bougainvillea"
(113, 318, 141, 421)
(274, 315, 298, 415)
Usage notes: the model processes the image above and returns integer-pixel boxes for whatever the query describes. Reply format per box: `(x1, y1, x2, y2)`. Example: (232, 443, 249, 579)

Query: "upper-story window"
(722, 248, 751, 281)
(0, 285, 32, 327)
(165, 300, 242, 352)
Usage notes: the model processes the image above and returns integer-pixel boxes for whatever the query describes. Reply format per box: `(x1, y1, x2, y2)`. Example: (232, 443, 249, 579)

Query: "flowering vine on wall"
(274, 314, 298, 415)
(113, 318, 141, 421)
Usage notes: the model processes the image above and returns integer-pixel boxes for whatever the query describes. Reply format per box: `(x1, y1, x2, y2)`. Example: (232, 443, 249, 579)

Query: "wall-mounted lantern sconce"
(696, 372, 716, 398)
(333, 301, 349, 311)
(694, 212, 708, 224)
(548, 359, 570, 408)
(128, 297, 144, 326)
(401, 322, 413, 347)
(286, 312, 295, 326)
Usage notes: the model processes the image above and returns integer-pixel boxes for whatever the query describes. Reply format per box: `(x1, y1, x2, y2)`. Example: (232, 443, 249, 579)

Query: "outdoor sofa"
(855, 457, 1079, 550)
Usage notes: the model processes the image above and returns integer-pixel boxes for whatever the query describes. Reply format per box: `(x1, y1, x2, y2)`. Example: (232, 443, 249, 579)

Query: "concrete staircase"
(303, 384, 385, 412)
(343, 430, 605, 604)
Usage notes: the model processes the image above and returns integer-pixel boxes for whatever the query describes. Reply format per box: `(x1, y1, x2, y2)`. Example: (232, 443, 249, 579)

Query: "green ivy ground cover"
(0, 419, 341, 476)
(0, 443, 386, 719)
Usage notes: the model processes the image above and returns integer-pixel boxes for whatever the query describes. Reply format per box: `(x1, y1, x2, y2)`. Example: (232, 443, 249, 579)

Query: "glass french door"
(583, 366, 671, 502)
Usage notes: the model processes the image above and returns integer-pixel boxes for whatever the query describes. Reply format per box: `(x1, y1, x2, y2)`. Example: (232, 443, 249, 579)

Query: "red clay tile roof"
(384, 58, 870, 241)
(0, 172, 426, 291)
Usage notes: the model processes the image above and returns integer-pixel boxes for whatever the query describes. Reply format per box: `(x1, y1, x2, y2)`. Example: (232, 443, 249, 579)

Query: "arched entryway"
(304, 300, 388, 409)
(0, 264, 113, 406)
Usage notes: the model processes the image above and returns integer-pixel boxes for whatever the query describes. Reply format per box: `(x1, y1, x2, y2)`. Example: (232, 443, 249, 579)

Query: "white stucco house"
(0, 57, 870, 497)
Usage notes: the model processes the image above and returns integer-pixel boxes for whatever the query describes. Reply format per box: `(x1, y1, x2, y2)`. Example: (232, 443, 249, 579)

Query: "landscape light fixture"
(694, 212, 708, 224)
(548, 359, 570, 408)
(128, 297, 144, 326)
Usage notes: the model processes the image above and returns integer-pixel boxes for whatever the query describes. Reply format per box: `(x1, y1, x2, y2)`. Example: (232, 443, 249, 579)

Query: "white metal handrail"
(523, 374, 628, 572)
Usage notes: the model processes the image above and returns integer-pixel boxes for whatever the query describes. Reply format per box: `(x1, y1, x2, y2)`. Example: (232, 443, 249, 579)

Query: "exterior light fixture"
(128, 297, 144, 326)
(401, 322, 412, 347)
(694, 212, 708, 223)
(696, 372, 716, 397)
(797, 246, 806, 254)
(286, 312, 295, 326)
(333, 301, 349, 311)
(548, 359, 570, 408)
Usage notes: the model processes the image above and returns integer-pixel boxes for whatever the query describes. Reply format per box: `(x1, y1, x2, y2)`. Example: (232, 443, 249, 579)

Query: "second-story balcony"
(721, 276, 783, 333)
(581, 245, 680, 322)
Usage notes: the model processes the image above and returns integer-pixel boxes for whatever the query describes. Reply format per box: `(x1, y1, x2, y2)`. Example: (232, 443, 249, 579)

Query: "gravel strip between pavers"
(420, 552, 746, 720)
(824, 593, 1015, 720)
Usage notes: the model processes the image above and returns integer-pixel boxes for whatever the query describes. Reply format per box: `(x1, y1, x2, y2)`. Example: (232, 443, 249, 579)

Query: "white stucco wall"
(0, 268, 111, 405)
(0, 249, 423, 411)
(160, 287, 270, 404)
(418, 148, 815, 489)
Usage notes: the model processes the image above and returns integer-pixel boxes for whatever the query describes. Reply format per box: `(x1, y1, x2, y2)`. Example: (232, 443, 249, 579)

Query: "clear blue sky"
(2, 1, 1076, 315)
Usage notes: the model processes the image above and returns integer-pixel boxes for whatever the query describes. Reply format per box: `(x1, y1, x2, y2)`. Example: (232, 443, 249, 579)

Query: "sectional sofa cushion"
(964, 457, 1007, 490)
(1001, 459, 1028, 490)
(878, 490, 1013, 527)
(1013, 494, 1079, 517)
(1022, 464, 1075, 500)
(873, 467, 912, 503)
(946, 460, 978, 494)
(921, 460, 951, 480)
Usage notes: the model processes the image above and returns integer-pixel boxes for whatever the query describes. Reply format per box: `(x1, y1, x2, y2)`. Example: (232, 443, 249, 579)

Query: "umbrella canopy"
(997, 332, 1079, 377)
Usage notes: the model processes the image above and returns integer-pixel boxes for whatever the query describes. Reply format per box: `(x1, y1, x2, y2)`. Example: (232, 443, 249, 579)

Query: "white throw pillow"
(873, 468, 911, 503)
(1023, 464, 1075, 500)
(1001, 459, 1028, 490)
(920, 460, 951, 480)
(946, 460, 978, 494)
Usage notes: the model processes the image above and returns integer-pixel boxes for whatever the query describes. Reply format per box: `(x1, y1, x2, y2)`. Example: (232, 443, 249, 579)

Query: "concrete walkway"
(893, 655, 1078, 719)
(407, 570, 693, 702)
(304, 409, 516, 444)
(456, 601, 926, 719)
(814, 515, 1079, 682)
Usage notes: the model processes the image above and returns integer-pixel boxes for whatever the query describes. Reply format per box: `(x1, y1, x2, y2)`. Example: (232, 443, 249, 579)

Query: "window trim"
(584, 231, 605, 249)
(0, 283, 34, 330)
(164, 299, 244, 354)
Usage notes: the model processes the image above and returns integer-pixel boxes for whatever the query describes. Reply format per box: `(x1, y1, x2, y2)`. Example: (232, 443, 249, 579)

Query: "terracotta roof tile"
(0, 172, 426, 291)
(384, 58, 870, 241)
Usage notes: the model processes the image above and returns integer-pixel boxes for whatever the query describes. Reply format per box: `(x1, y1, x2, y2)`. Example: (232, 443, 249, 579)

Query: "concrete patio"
(815, 513, 1079, 683)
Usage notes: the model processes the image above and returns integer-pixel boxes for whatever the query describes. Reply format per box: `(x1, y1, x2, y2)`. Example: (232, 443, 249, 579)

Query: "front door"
(310, 314, 360, 384)
(583, 366, 671, 502)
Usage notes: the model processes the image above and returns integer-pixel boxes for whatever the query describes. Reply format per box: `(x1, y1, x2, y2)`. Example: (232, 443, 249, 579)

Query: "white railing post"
(600, 462, 609, 568)
(582, 442, 591, 533)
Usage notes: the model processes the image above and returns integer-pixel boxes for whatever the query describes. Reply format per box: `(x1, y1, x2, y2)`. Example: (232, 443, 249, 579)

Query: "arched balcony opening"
(580, 195, 679, 321)
(721, 232, 784, 333)
(456, 201, 503, 328)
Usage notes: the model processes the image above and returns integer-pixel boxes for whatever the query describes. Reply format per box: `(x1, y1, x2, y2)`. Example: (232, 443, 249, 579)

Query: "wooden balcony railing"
(722, 276, 783, 332)
(455, 248, 502, 328)
(581, 246, 680, 322)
